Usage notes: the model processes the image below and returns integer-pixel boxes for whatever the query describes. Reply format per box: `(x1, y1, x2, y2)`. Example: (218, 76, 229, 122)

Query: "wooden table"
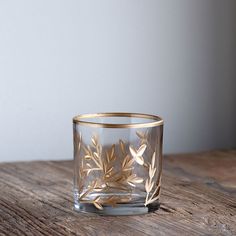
(0, 150, 236, 236)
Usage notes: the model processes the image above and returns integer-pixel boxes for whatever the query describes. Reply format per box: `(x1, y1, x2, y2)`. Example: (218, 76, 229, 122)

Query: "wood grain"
(0, 150, 235, 236)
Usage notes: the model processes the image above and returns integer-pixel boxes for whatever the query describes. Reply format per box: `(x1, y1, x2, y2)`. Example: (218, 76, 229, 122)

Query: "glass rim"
(73, 112, 164, 128)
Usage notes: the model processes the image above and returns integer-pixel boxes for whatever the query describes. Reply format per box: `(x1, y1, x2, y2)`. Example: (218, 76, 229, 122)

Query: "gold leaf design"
(103, 196, 132, 207)
(129, 144, 146, 165)
(136, 130, 146, 139)
(106, 144, 116, 162)
(93, 197, 103, 210)
(136, 130, 149, 146)
(91, 134, 98, 147)
(93, 152, 103, 169)
(82, 145, 93, 158)
(79, 180, 98, 199)
(102, 196, 117, 207)
(122, 154, 134, 171)
(79, 180, 105, 209)
(110, 144, 115, 159)
(127, 174, 143, 187)
(76, 133, 159, 210)
(81, 195, 134, 210)
(145, 152, 160, 206)
(119, 139, 126, 155)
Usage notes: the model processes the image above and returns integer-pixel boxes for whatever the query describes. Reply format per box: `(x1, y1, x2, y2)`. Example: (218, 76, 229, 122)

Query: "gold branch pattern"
(136, 130, 151, 149)
(75, 130, 161, 210)
(144, 152, 161, 206)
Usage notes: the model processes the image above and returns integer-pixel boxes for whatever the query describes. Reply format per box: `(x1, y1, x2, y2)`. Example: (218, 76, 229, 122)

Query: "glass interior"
(77, 114, 161, 125)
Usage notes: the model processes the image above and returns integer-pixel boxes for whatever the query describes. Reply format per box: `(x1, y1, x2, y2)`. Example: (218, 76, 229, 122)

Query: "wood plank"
(0, 150, 235, 235)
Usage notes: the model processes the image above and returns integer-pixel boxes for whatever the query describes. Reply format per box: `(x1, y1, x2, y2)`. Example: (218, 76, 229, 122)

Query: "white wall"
(0, 0, 235, 162)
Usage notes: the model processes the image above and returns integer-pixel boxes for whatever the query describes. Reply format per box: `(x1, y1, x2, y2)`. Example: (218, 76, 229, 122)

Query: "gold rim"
(73, 112, 164, 128)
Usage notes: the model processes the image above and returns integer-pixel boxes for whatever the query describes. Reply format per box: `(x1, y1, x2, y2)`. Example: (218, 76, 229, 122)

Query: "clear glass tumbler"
(73, 113, 163, 215)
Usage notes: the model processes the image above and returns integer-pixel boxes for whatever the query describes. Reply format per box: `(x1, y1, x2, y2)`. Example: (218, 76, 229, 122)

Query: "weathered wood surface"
(0, 150, 235, 236)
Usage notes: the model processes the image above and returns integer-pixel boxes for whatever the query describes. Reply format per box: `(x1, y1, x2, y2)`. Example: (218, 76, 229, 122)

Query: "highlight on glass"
(73, 112, 164, 215)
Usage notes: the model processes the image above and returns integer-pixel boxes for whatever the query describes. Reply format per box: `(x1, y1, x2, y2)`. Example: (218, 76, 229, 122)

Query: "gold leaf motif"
(127, 174, 143, 187)
(89, 152, 102, 169)
(133, 177, 144, 183)
(148, 153, 156, 179)
(104, 196, 117, 207)
(151, 152, 155, 168)
(145, 184, 161, 206)
(93, 196, 103, 210)
(94, 202, 103, 210)
(106, 144, 116, 162)
(119, 139, 126, 155)
(129, 144, 146, 165)
(91, 135, 98, 147)
(149, 167, 156, 179)
(136, 130, 150, 146)
(97, 144, 102, 156)
(76, 132, 159, 210)
(110, 144, 115, 159)
(146, 195, 159, 205)
(136, 130, 145, 139)
(145, 152, 160, 206)
(145, 178, 154, 193)
(145, 179, 149, 192)
(82, 144, 93, 157)
(84, 155, 92, 160)
(103, 196, 132, 207)
(121, 154, 134, 171)
(86, 163, 92, 168)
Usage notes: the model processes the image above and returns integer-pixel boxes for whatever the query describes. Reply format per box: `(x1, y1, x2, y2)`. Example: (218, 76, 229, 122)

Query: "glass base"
(74, 201, 160, 216)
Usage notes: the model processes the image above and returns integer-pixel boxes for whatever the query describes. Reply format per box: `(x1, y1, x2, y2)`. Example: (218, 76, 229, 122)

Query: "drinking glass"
(73, 112, 163, 215)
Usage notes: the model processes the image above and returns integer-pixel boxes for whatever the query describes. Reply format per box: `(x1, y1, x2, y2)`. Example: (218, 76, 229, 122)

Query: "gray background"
(0, 0, 236, 162)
